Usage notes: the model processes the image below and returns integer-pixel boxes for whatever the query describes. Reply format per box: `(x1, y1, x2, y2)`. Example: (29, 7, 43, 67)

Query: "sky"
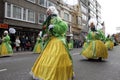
(97, 0, 120, 35)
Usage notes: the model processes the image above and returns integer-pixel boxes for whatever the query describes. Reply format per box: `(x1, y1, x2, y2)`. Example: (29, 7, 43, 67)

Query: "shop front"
(8, 25, 41, 50)
(0, 23, 8, 37)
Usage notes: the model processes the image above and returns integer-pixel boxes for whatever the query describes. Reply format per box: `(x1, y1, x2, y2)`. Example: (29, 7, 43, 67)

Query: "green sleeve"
(41, 15, 51, 36)
(97, 30, 106, 41)
(3, 35, 10, 42)
(86, 31, 92, 41)
(50, 17, 68, 36)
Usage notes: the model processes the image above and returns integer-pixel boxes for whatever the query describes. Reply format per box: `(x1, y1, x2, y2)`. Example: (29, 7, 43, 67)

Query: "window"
(82, 23, 86, 27)
(28, 10, 35, 22)
(78, 17, 81, 25)
(97, 11, 101, 16)
(47, 1, 55, 7)
(7, 3, 11, 17)
(90, 11, 94, 15)
(81, 5, 87, 14)
(67, 24, 71, 32)
(39, 0, 46, 7)
(64, 13, 69, 21)
(57, 10, 60, 16)
(89, 4, 94, 9)
(38, 13, 46, 23)
(98, 17, 101, 23)
(27, 0, 35, 3)
(5, 2, 35, 23)
(23, 9, 27, 20)
(93, 1, 96, 6)
(13, 5, 22, 19)
(82, 14, 87, 21)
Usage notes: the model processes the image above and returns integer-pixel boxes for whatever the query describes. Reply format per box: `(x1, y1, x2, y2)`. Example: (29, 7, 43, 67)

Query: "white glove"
(95, 32, 99, 34)
(87, 40, 90, 43)
(48, 25, 54, 30)
(38, 31, 42, 37)
(43, 34, 48, 37)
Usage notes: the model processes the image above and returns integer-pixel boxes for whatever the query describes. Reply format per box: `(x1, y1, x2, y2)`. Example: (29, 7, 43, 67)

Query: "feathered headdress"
(88, 18, 97, 27)
(46, 6, 58, 15)
(96, 23, 103, 30)
(4, 30, 8, 34)
(38, 31, 42, 37)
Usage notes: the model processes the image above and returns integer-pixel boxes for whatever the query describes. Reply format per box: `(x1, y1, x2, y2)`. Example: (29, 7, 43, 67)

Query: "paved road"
(0, 46, 120, 80)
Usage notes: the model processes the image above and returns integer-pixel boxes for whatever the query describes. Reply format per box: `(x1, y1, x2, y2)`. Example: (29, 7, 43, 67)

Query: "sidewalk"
(12, 47, 34, 55)
(13, 51, 34, 55)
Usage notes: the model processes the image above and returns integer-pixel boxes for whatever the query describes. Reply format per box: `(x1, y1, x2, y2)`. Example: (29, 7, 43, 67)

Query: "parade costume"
(33, 36, 43, 54)
(105, 35, 114, 50)
(30, 6, 73, 80)
(0, 31, 13, 56)
(68, 40, 74, 50)
(67, 34, 74, 50)
(80, 19, 108, 60)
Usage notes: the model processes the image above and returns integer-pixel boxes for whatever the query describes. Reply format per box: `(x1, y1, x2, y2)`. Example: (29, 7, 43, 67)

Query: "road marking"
(72, 53, 80, 55)
(0, 69, 7, 72)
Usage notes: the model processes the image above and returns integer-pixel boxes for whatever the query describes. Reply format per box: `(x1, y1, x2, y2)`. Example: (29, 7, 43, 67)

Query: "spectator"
(15, 36, 21, 51)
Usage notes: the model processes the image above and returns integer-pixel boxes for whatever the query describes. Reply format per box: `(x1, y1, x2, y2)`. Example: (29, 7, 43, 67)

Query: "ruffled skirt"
(0, 42, 13, 56)
(81, 40, 108, 59)
(31, 37, 73, 80)
(33, 43, 42, 53)
(105, 41, 114, 50)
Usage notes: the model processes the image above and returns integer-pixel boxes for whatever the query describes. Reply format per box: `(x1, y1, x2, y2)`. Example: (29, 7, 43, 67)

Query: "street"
(0, 46, 120, 80)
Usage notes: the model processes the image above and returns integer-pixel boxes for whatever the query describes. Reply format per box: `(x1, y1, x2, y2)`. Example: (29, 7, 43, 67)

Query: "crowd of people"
(0, 6, 119, 80)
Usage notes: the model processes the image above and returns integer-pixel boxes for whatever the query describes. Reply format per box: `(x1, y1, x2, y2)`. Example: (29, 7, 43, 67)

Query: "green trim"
(58, 37, 73, 61)
(80, 42, 90, 55)
(42, 38, 51, 53)
(92, 41, 96, 58)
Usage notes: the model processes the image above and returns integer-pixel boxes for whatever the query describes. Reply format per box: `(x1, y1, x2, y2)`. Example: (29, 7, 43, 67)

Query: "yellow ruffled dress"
(33, 37, 43, 53)
(81, 31, 108, 59)
(0, 35, 13, 56)
(31, 15, 73, 80)
(68, 40, 73, 50)
(105, 38, 114, 50)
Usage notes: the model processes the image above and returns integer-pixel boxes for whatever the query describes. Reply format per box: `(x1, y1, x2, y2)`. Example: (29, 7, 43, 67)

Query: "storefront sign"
(0, 24, 8, 29)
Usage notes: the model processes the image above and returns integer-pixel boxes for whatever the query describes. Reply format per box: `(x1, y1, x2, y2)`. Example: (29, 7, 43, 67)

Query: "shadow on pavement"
(80, 59, 107, 62)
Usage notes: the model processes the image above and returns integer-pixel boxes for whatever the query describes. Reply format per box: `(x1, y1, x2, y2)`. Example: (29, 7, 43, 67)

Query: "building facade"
(79, 0, 89, 31)
(96, 1, 101, 24)
(79, 0, 89, 43)
(88, 0, 102, 24)
(57, 0, 82, 40)
(0, 0, 46, 37)
(0, 0, 102, 47)
(88, 0, 96, 19)
(0, 0, 82, 37)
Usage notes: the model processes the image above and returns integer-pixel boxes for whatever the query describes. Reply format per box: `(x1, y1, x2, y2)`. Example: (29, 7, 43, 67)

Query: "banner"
(0, 24, 8, 29)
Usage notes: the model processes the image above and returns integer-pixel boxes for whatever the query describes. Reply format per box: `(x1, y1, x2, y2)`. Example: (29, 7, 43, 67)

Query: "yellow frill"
(0, 43, 12, 56)
(81, 40, 108, 59)
(33, 43, 41, 53)
(105, 41, 114, 50)
(31, 37, 73, 80)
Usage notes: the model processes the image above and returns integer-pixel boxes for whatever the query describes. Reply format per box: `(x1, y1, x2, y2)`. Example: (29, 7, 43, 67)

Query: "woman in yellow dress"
(105, 35, 114, 50)
(80, 18, 108, 61)
(0, 31, 13, 56)
(67, 34, 74, 50)
(33, 32, 43, 54)
(30, 6, 74, 80)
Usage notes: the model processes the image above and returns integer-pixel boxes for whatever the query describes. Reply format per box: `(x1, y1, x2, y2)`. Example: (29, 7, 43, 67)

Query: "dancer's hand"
(48, 25, 54, 30)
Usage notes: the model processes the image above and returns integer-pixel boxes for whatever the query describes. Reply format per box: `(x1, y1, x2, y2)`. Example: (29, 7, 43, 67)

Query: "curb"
(13, 51, 34, 55)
